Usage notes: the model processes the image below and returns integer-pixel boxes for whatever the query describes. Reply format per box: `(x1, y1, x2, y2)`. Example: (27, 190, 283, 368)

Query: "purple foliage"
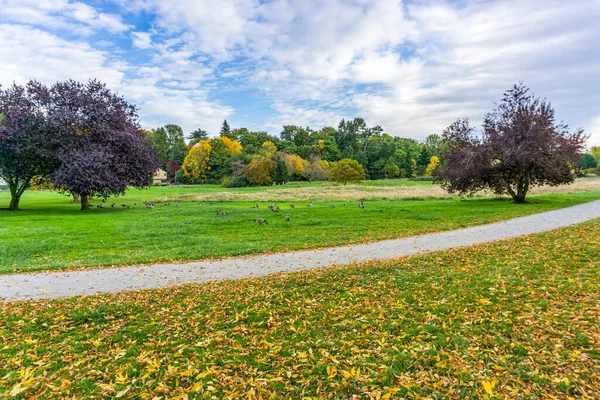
(45, 80, 160, 209)
(1, 79, 159, 210)
(433, 84, 586, 203)
(0, 82, 59, 210)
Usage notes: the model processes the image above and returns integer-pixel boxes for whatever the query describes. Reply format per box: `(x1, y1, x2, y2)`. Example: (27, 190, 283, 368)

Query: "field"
(1, 178, 599, 273)
(1, 218, 598, 398)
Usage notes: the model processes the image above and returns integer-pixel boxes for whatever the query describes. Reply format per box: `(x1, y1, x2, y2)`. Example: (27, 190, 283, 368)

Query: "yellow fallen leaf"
(482, 380, 496, 395)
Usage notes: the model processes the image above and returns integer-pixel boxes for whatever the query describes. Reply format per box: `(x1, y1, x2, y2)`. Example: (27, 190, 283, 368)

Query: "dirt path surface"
(2, 200, 599, 301)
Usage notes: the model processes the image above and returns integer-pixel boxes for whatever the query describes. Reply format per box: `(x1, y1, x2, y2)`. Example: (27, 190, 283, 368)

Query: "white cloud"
(131, 31, 152, 49)
(1, 0, 131, 34)
(2, 0, 599, 140)
(0, 24, 233, 134)
(267, 102, 346, 130)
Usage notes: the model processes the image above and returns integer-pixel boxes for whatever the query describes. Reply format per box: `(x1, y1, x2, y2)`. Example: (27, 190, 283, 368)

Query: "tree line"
(146, 118, 446, 187)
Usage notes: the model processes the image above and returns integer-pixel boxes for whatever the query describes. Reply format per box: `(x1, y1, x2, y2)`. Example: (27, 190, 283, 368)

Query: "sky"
(1, 0, 599, 146)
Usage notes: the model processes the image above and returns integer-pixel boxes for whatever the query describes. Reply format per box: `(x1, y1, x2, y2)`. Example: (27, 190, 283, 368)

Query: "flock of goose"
(91, 198, 366, 225)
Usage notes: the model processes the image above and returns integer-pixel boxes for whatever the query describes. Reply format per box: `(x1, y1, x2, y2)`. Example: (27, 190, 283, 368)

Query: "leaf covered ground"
(1, 220, 599, 399)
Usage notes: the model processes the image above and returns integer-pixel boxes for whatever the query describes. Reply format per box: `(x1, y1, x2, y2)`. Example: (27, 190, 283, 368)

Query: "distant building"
(0, 177, 7, 190)
(152, 169, 168, 185)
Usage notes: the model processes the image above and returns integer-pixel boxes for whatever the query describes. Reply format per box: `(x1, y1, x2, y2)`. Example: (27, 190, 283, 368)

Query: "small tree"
(329, 158, 365, 184)
(283, 153, 307, 180)
(383, 161, 400, 178)
(591, 146, 600, 165)
(189, 128, 209, 141)
(273, 154, 289, 185)
(182, 140, 212, 182)
(424, 155, 439, 176)
(220, 119, 231, 137)
(434, 84, 586, 203)
(260, 141, 277, 158)
(304, 159, 330, 181)
(0, 82, 59, 210)
(244, 156, 275, 186)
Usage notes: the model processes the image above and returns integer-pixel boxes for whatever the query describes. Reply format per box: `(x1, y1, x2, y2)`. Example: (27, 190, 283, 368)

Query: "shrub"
(222, 176, 250, 188)
(409, 176, 434, 181)
(329, 158, 365, 184)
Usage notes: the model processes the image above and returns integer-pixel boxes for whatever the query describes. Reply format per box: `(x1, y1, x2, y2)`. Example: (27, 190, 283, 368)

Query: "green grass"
(1, 184, 599, 273)
(1, 219, 598, 398)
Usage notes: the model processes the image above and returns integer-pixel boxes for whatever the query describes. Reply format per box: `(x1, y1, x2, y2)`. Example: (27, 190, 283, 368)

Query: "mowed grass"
(1, 182, 600, 273)
(1, 219, 599, 398)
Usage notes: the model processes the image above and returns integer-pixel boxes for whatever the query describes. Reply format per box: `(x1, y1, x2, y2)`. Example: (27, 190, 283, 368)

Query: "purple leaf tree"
(46, 80, 159, 210)
(433, 83, 586, 203)
(0, 82, 59, 211)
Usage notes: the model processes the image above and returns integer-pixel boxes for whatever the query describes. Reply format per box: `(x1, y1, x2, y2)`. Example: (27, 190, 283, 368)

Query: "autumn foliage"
(182, 139, 212, 182)
(329, 158, 365, 184)
(434, 84, 586, 203)
(245, 156, 276, 186)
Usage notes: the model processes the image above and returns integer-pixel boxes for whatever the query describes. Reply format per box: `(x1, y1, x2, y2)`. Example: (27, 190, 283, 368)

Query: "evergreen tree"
(273, 154, 289, 185)
(220, 120, 231, 137)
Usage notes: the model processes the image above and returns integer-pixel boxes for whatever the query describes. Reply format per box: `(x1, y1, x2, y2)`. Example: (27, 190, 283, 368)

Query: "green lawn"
(1, 219, 598, 398)
(1, 184, 599, 273)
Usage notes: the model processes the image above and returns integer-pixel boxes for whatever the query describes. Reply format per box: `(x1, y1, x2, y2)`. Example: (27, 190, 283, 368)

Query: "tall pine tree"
(219, 120, 231, 137)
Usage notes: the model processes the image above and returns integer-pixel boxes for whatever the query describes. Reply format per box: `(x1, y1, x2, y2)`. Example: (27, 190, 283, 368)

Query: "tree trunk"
(513, 172, 529, 204)
(80, 194, 90, 211)
(7, 179, 28, 211)
(9, 196, 21, 211)
(72, 193, 80, 203)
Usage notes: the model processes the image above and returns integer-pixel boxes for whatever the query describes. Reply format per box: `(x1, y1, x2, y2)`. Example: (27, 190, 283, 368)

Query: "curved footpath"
(2, 199, 600, 301)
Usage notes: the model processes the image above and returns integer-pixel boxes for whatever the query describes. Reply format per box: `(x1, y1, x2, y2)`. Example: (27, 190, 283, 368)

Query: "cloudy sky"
(1, 0, 599, 145)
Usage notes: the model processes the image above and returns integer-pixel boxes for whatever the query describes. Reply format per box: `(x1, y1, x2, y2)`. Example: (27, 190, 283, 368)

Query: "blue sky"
(1, 0, 599, 146)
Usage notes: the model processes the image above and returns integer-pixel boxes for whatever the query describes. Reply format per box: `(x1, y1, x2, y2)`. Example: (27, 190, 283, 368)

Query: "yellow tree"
(591, 146, 600, 164)
(260, 141, 277, 158)
(182, 140, 212, 181)
(329, 158, 365, 184)
(220, 136, 243, 154)
(425, 155, 440, 176)
(245, 156, 276, 186)
(283, 153, 307, 178)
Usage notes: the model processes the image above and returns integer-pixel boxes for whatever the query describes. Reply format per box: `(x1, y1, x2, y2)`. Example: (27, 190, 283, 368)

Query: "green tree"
(329, 158, 365, 185)
(416, 145, 430, 175)
(165, 124, 188, 165)
(273, 154, 289, 185)
(220, 120, 234, 139)
(148, 127, 169, 167)
(383, 160, 400, 178)
(579, 153, 597, 169)
(189, 128, 209, 146)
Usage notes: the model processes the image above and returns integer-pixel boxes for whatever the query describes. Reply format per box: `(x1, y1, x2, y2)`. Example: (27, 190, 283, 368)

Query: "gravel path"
(2, 200, 600, 301)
